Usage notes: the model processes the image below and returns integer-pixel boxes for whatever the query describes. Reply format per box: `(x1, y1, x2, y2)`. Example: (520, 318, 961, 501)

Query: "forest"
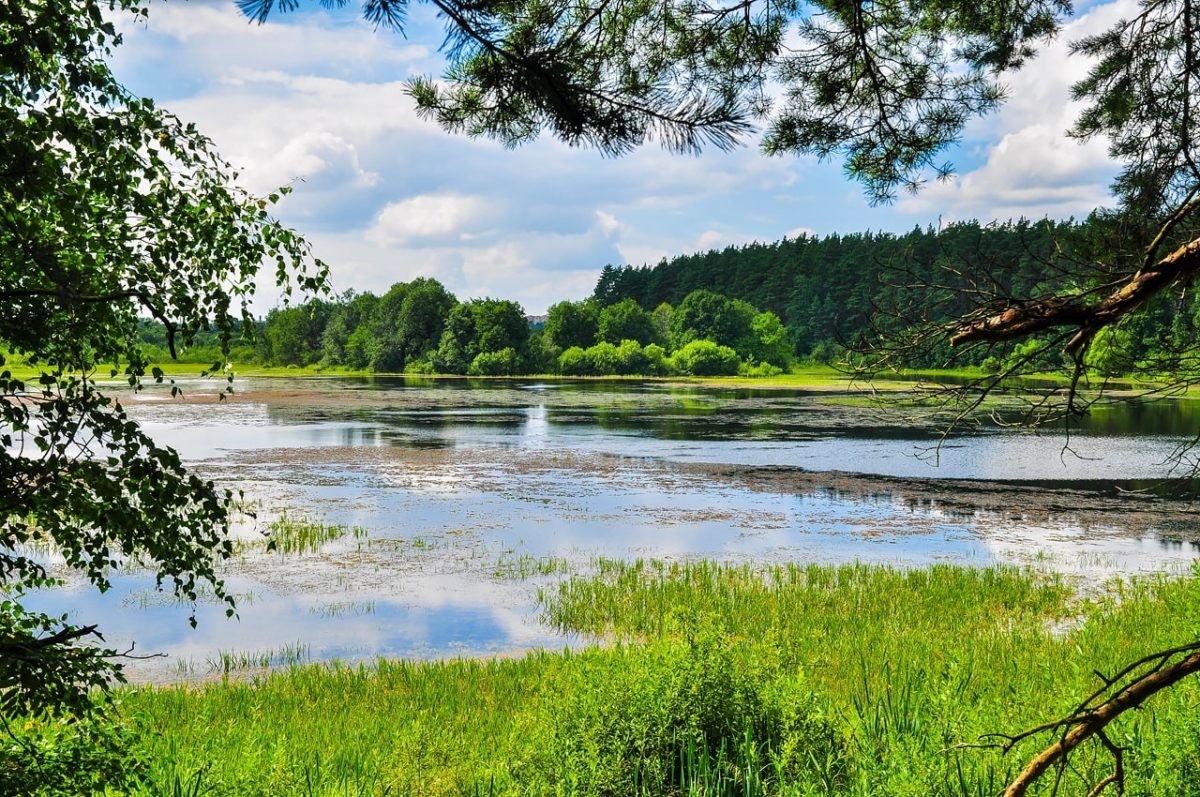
(146, 216, 1200, 379)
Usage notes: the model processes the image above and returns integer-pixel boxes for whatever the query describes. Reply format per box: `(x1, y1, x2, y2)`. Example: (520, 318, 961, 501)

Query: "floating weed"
(122, 586, 257, 609)
(358, 533, 446, 553)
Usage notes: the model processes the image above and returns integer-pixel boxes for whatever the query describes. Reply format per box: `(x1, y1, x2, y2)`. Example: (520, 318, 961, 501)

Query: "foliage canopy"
(0, 0, 325, 714)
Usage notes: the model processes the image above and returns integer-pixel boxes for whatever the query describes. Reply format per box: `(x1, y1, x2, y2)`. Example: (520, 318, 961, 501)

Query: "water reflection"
(29, 376, 1200, 681)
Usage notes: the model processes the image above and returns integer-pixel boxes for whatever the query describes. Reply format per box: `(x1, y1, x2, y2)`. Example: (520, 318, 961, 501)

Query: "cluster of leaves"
(1, 0, 325, 715)
(0, 703, 145, 797)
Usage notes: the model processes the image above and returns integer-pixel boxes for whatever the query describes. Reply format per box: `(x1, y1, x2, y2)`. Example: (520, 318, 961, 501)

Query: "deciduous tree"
(1, 0, 325, 715)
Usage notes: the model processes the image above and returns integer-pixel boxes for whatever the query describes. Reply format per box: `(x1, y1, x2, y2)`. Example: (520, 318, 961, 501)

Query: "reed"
(264, 514, 366, 555)
(123, 562, 1200, 796)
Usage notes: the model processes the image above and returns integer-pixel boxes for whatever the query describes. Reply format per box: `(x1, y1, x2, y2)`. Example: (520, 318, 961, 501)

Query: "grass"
(308, 600, 377, 618)
(492, 552, 573, 580)
(206, 643, 312, 675)
(263, 513, 367, 556)
(112, 561, 1200, 797)
(0, 359, 1111, 393)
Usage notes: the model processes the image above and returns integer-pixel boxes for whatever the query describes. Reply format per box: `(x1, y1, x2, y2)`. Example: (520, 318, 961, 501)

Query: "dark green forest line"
(137, 217, 1200, 378)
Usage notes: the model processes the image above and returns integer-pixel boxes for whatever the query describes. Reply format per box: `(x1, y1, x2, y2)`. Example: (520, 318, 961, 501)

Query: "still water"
(26, 377, 1200, 680)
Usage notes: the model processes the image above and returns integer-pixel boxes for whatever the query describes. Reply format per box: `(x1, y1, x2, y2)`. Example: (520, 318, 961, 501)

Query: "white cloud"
(614, 226, 772, 270)
(368, 195, 495, 245)
(615, 242, 671, 268)
(594, 210, 622, 235)
(272, 131, 378, 190)
(111, 0, 1138, 316)
(166, 72, 433, 197)
(112, 3, 433, 87)
(898, 0, 1135, 220)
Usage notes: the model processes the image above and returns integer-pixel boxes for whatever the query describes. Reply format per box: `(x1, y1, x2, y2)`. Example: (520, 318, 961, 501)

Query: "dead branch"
(998, 641, 1200, 797)
(0, 624, 100, 658)
(950, 235, 1200, 352)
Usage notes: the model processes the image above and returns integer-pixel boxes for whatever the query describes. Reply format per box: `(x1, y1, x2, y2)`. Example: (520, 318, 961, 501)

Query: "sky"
(110, 0, 1132, 314)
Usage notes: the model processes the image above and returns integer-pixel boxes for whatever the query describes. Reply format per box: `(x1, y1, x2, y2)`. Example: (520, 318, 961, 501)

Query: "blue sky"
(111, 0, 1131, 314)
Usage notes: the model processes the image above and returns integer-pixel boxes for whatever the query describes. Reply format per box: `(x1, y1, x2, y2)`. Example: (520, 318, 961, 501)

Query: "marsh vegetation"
(9, 378, 1200, 796)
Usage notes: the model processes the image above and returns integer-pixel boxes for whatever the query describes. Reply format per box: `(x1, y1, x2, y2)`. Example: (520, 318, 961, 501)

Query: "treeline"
(545, 291, 791, 376)
(258, 279, 531, 375)
(139, 216, 1200, 376)
(240, 279, 789, 376)
(591, 217, 1200, 371)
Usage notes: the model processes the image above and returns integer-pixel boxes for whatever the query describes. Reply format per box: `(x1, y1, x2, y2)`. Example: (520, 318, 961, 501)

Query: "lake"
(25, 376, 1200, 680)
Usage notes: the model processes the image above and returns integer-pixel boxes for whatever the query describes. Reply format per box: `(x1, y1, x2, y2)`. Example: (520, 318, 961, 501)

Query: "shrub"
(670, 340, 740, 376)
(558, 342, 628, 375)
(467, 347, 519, 376)
(540, 633, 844, 796)
(585, 341, 622, 375)
(0, 708, 145, 797)
(614, 340, 648, 375)
(558, 346, 589, 375)
(404, 357, 436, 374)
(804, 340, 842, 365)
(738, 360, 783, 377)
(643, 343, 670, 375)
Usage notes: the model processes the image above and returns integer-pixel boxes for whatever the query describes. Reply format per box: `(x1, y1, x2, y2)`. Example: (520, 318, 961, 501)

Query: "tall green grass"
(112, 562, 1200, 796)
(263, 514, 366, 556)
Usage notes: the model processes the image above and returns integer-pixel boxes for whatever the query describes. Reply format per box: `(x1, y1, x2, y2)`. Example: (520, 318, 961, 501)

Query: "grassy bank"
(0, 360, 1102, 393)
(87, 561, 1200, 797)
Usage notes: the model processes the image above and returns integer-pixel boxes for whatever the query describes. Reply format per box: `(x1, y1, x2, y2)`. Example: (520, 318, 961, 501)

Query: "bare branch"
(999, 642, 1200, 797)
(951, 235, 1200, 352)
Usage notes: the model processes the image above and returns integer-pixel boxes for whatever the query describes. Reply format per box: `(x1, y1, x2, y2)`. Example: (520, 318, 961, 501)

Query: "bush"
(404, 356, 436, 374)
(467, 347, 519, 376)
(540, 633, 844, 796)
(557, 341, 645, 375)
(738, 360, 783, 377)
(643, 343, 670, 375)
(614, 340, 649, 375)
(670, 340, 740, 376)
(558, 346, 590, 375)
(584, 341, 622, 375)
(0, 708, 144, 797)
(804, 340, 842, 366)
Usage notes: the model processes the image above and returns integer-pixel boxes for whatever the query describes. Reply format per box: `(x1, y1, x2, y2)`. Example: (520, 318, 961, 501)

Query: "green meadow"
(13, 561, 1192, 796)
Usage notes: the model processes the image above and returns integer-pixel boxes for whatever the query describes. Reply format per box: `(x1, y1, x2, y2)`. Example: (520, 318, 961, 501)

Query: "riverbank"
(100, 561, 1200, 796)
(2, 360, 1101, 392)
